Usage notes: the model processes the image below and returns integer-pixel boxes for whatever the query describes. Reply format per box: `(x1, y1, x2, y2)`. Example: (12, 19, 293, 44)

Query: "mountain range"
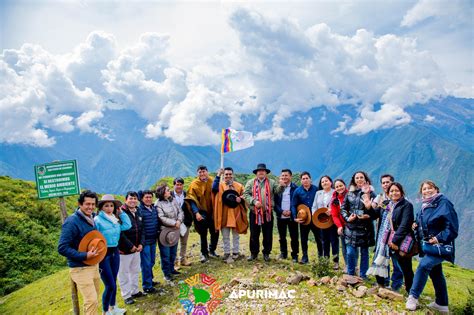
(0, 97, 472, 268)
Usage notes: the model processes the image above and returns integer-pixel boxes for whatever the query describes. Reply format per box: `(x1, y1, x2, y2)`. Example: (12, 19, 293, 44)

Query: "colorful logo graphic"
(178, 273, 222, 314)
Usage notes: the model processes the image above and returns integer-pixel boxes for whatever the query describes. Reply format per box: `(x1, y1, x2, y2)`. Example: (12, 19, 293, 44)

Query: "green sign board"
(34, 160, 81, 199)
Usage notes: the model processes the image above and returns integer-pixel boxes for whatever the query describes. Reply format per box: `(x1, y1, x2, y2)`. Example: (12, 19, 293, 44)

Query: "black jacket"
(390, 198, 415, 246)
(341, 188, 376, 247)
(171, 191, 193, 227)
(274, 182, 298, 219)
(118, 206, 145, 254)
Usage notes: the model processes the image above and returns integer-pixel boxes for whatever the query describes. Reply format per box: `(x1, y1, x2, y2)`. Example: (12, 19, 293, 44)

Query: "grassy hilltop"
(0, 175, 473, 314)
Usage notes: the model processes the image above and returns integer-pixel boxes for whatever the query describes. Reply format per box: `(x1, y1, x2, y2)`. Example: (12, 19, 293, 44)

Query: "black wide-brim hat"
(222, 190, 243, 208)
(253, 163, 271, 174)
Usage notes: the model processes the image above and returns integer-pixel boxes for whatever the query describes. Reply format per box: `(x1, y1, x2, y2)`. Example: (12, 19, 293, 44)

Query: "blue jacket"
(417, 194, 458, 243)
(94, 211, 131, 247)
(139, 203, 160, 244)
(274, 182, 298, 219)
(58, 209, 96, 268)
(291, 184, 317, 219)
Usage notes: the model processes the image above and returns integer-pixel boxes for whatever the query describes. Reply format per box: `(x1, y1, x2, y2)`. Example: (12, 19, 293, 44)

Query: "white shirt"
(312, 189, 334, 213)
(281, 185, 291, 219)
(174, 190, 184, 207)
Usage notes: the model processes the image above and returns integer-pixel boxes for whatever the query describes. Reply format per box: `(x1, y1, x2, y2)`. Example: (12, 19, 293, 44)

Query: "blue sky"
(1, 0, 472, 147)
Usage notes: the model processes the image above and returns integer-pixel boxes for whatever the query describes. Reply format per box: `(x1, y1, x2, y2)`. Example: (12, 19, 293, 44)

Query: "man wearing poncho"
(212, 167, 248, 263)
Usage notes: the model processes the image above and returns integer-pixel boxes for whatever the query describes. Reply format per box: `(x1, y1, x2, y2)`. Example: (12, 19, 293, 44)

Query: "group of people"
(58, 163, 459, 314)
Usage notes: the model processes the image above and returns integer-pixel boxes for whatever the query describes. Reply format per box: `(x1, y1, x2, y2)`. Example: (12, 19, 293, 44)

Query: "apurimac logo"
(178, 273, 222, 314)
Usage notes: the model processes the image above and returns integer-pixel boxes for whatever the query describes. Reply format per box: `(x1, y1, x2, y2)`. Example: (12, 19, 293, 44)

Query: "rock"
(330, 276, 339, 285)
(336, 284, 347, 291)
(352, 285, 367, 298)
(342, 274, 364, 285)
(377, 288, 404, 301)
(287, 273, 303, 285)
(296, 271, 311, 281)
(367, 287, 378, 295)
(275, 276, 285, 283)
(320, 276, 331, 284)
(337, 278, 348, 287)
(307, 278, 317, 286)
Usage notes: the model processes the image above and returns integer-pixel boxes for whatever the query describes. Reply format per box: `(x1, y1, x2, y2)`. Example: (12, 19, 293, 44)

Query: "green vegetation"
(1, 232, 473, 314)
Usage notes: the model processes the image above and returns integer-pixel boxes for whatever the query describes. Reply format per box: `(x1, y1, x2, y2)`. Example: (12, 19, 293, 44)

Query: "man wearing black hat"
(212, 167, 248, 263)
(244, 163, 285, 262)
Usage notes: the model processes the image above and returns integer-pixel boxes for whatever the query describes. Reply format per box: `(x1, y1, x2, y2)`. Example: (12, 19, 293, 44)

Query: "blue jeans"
(158, 242, 178, 277)
(140, 243, 157, 289)
(390, 255, 405, 290)
(340, 235, 347, 266)
(99, 247, 120, 312)
(346, 245, 369, 278)
(410, 254, 448, 306)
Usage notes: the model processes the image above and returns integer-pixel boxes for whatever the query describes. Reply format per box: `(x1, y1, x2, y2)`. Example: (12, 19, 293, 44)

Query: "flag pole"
(220, 151, 224, 169)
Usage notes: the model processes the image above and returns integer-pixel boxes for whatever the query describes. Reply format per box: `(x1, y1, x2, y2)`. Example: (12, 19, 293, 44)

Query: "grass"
(1, 232, 473, 314)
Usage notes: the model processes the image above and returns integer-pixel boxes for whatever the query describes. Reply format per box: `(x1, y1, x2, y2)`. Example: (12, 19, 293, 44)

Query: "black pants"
(277, 218, 299, 258)
(300, 223, 323, 256)
(393, 253, 414, 292)
(196, 217, 219, 255)
(249, 212, 273, 255)
(321, 225, 339, 263)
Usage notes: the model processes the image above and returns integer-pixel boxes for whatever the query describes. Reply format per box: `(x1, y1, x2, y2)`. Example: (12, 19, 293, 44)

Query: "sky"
(1, 0, 473, 147)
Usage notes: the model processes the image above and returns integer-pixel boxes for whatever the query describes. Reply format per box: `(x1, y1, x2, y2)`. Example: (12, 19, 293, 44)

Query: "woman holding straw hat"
(95, 195, 131, 315)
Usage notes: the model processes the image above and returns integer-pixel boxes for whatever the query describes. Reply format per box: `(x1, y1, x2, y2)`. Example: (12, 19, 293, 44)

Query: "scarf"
(367, 201, 394, 278)
(77, 208, 95, 227)
(252, 178, 272, 225)
(422, 193, 441, 211)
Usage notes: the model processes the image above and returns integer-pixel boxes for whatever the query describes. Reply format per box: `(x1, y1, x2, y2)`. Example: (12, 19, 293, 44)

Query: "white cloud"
(0, 6, 469, 147)
(424, 115, 436, 123)
(401, 0, 472, 27)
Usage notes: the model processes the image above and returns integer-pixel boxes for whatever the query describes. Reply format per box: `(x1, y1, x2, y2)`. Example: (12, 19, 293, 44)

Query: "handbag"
(388, 216, 418, 257)
(421, 241, 453, 257)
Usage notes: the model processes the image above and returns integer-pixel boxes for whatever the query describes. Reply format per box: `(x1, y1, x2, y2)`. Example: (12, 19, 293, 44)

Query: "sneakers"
(277, 254, 287, 260)
(263, 254, 271, 262)
(181, 259, 192, 266)
(164, 275, 173, 281)
(222, 253, 230, 261)
(292, 257, 298, 263)
(110, 306, 126, 314)
(124, 297, 134, 305)
(200, 254, 209, 263)
(209, 251, 220, 258)
(232, 253, 240, 260)
(333, 262, 339, 270)
(247, 254, 257, 261)
(406, 295, 418, 311)
(152, 280, 159, 287)
(427, 302, 449, 313)
(300, 255, 309, 264)
(171, 269, 181, 275)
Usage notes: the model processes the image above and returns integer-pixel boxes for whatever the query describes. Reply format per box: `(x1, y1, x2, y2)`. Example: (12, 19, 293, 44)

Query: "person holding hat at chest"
(291, 171, 322, 264)
(244, 163, 285, 262)
(273, 169, 299, 263)
(155, 184, 184, 282)
(94, 194, 131, 315)
(313, 175, 339, 269)
(58, 190, 106, 315)
(186, 165, 220, 263)
(212, 167, 248, 263)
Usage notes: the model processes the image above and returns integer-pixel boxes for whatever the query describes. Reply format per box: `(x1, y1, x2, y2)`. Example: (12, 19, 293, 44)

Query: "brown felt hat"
(98, 194, 122, 209)
(78, 230, 107, 265)
(297, 204, 311, 225)
(312, 207, 334, 229)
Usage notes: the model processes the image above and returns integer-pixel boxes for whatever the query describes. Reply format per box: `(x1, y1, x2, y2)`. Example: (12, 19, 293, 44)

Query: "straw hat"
(98, 194, 122, 209)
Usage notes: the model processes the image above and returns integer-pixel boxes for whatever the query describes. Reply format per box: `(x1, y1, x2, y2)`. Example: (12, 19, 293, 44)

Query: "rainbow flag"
(221, 128, 254, 153)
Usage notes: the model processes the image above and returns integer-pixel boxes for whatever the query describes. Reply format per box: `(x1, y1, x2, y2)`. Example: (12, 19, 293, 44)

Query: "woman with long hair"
(330, 178, 349, 270)
(340, 171, 376, 279)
